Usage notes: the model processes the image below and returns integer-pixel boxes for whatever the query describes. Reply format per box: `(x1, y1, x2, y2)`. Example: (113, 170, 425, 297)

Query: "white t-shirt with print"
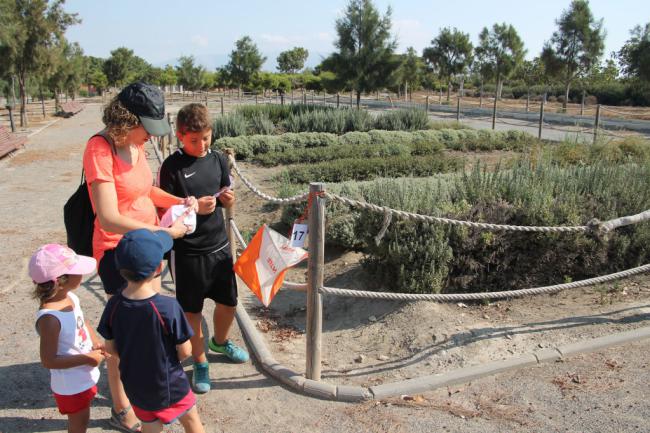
(36, 292, 100, 395)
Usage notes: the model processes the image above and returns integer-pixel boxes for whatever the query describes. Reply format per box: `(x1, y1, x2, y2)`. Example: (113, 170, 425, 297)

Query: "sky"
(63, 0, 650, 71)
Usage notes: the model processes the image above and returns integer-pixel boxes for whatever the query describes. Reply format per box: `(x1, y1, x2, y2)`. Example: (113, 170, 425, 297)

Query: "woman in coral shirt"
(83, 82, 195, 432)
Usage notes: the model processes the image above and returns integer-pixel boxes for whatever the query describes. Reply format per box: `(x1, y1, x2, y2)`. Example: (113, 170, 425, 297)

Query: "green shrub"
(214, 128, 537, 161)
(374, 109, 430, 131)
(248, 113, 275, 135)
(254, 141, 414, 166)
(281, 154, 464, 183)
(281, 160, 650, 294)
(212, 114, 248, 140)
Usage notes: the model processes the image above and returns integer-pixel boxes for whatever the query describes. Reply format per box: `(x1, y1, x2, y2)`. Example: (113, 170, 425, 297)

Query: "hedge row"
(280, 154, 464, 183)
(254, 141, 435, 166)
(280, 160, 650, 294)
(213, 106, 433, 139)
(214, 129, 536, 161)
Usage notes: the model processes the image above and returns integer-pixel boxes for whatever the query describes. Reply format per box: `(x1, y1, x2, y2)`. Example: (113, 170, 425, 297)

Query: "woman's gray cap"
(118, 82, 171, 136)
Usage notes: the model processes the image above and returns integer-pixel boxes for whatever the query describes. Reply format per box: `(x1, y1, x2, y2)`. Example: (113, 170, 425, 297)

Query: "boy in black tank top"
(157, 103, 249, 395)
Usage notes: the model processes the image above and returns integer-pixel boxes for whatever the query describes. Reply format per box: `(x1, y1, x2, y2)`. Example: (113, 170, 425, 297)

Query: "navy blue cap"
(115, 229, 173, 280)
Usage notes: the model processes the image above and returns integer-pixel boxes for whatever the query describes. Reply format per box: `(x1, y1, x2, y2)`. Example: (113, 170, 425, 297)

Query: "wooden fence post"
(336, 93, 340, 108)
(456, 96, 461, 122)
(492, 96, 498, 130)
(538, 96, 545, 140)
(306, 182, 325, 381)
(425, 95, 429, 113)
(220, 97, 224, 116)
(593, 104, 601, 145)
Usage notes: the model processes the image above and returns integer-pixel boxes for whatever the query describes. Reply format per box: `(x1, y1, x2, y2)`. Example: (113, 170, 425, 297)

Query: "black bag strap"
(79, 130, 118, 186)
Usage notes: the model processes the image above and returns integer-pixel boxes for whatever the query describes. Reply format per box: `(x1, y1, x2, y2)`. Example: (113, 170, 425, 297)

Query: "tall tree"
(423, 27, 473, 101)
(103, 47, 150, 87)
(396, 47, 424, 100)
(223, 36, 266, 91)
(324, 0, 399, 107)
(475, 23, 526, 100)
(0, 0, 79, 126)
(541, 0, 605, 108)
(176, 55, 204, 91)
(513, 58, 547, 103)
(277, 47, 309, 74)
(619, 23, 650, 81)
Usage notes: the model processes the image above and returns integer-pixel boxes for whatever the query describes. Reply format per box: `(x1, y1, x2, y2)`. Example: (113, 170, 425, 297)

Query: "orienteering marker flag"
(234, 224, 308, 307)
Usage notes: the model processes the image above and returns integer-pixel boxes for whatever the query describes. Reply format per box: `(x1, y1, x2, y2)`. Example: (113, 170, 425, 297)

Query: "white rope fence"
(228, 212, 650, 302)
(319, 263, 650, 301)
(230, 158, 309, 204)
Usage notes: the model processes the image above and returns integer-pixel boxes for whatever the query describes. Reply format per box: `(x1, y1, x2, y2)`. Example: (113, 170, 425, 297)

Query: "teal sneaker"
(209, 338, 249, 363)
(191, 362, 211, 394)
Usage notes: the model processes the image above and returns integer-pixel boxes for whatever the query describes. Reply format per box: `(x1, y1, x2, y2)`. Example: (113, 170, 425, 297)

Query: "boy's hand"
(197, 195, 217, 215)
(86, 350, 105, 367)
(218, 190, 235, 208)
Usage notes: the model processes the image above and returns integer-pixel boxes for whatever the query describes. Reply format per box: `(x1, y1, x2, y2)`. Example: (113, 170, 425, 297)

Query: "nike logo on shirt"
(184, 172, 196, 178)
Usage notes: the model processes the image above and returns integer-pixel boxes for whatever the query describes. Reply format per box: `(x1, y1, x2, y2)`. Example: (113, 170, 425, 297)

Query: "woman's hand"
(197, 196, 217, 215)
(182, 196, 199, 213)
(167, 207, 193, 239)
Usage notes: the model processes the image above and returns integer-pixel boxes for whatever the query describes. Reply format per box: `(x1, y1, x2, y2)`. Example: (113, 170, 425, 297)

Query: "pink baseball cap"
(29, 244, 97, 284)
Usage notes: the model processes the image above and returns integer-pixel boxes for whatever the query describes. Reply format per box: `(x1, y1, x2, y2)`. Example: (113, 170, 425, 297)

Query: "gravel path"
(1, 105, 649, 433)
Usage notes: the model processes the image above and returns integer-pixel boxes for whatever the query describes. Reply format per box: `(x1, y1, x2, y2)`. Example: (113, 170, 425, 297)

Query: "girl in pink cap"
(30, 244, 105, 433)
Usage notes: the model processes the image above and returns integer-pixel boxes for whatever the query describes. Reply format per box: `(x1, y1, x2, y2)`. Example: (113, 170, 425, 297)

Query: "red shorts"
(53, 385, 97, 415)
(132, 391, 196, 425)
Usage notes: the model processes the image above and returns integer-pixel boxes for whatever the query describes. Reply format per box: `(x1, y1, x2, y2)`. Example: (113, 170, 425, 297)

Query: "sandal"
(109, 405, 142, 432)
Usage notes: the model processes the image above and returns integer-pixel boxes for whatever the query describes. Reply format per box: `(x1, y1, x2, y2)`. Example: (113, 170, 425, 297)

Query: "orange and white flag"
(234, 225, 308, 306)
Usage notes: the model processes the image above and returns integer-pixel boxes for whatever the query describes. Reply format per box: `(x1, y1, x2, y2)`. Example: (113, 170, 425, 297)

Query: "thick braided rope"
(325, 193, 589, 233)
(319, 263, 650, 302)
(229, 157, 309, 204)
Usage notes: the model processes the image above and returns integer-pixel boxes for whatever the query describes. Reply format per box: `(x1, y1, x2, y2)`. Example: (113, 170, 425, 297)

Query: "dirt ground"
(1, 104, 649, 433)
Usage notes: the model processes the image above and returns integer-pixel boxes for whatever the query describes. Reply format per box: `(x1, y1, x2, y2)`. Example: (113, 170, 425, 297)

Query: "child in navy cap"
(97, 229, 205, 433)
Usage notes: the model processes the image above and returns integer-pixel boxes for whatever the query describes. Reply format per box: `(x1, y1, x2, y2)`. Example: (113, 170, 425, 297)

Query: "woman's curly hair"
(102, 96, 140, 143)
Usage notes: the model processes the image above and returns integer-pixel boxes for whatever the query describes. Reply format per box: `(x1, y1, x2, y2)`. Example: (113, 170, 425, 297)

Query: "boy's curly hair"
(176, 103, 211, 134)
(102, 96, 141, 143)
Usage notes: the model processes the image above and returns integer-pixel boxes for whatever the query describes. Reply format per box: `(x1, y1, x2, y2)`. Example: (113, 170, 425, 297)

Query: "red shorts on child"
(53, 385, 97, 415)
(132, 390, 196, 424)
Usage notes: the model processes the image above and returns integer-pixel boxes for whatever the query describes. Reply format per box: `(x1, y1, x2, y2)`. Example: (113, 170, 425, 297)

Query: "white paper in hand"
(160, 204, 197, 234)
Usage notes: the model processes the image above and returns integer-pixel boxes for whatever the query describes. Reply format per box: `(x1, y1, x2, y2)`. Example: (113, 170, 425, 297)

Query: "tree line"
(2, 0, 650, 127)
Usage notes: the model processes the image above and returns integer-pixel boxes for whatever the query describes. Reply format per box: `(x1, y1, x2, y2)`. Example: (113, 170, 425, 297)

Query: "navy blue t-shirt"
(97, 293, 193, 411)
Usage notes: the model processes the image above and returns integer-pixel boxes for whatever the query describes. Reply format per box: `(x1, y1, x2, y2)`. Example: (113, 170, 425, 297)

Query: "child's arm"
(86, 319, 104, 351)
(37, 316, 104, 369)
(150, 185, 197, 210)
(92, 181, 189, 239)
(176, 340, 192, 362)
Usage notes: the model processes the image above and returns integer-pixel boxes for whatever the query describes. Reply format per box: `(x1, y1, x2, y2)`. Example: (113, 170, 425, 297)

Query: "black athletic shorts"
(169, 244, 238, 313)
(98, 249, 128, 295)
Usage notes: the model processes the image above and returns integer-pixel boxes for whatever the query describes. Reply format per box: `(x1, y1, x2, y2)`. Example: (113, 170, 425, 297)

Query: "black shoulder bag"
(64, 131, 116, 256)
